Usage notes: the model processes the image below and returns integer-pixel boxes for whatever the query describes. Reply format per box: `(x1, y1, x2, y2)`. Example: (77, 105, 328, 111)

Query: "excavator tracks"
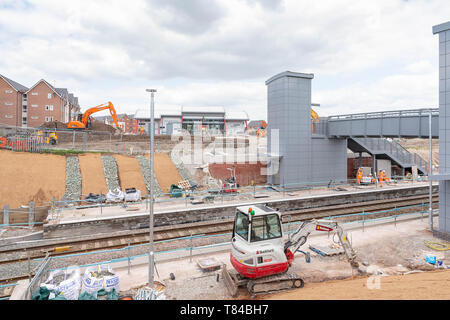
(247, 273, 304, 296)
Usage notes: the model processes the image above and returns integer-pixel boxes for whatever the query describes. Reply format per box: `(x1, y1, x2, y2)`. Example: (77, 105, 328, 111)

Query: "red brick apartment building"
(0, 74, 80, 128)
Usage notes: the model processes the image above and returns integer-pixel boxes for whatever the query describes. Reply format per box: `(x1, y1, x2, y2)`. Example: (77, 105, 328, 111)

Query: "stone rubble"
(62, 156, 82, 202)
(136, 155, 162, 196)
(101, 155, 120, 191)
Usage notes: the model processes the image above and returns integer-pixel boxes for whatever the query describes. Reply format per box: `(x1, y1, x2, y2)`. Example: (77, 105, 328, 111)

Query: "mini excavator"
(222, 204, 360, 296)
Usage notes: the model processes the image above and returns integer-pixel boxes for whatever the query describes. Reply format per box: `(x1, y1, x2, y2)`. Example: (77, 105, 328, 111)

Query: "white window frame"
(5, 90, 13, 94)
(45, 116, 54, 122)
(5, 115, 13, 119)
(31, 104, 38, 108)
(4, 102, 13, 106)
(45, 105, 54, 111)
(31, 116, 39, 120)
(48, 93, 52, 99)
(31, 92, 38, 96)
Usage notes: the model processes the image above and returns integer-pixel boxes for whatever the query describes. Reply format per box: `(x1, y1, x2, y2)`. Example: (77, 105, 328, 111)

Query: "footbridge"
(310, 108, 438, 175)
(324, 108, 439, 138)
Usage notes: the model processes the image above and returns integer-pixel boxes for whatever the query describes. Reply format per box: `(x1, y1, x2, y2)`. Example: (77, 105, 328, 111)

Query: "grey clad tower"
(266, 71, 313, 187)
(433, 21, 450, 237)
(266, 71, 347, 188)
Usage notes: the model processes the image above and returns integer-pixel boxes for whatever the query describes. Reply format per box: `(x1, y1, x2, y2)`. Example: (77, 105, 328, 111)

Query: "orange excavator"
(311, 108, 319, 132)
(256, 120, 268, 137)
(67, 101, 120, 130)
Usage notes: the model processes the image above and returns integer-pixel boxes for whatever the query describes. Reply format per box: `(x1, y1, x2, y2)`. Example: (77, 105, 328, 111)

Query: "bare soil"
(264, 270, 450, 300)
(149, 153, 183, 193)
(114, 154, 148, 195)
(0, 150, 66, 208)
(399, 138, 439, 168)
(78, 153, 108, 196)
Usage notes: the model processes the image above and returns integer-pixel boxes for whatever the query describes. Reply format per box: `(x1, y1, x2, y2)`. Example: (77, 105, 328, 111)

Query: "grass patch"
(38, 149, 109, 156)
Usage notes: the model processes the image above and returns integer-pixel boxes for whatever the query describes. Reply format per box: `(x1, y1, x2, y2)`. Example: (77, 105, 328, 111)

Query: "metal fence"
(20, 254, 51, 300)
(0, 125, 44, 153)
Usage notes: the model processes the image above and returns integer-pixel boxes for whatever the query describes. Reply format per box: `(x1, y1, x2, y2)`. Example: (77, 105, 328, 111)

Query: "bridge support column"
(432, 21, 450, 238)
(372, 154, 377, 176)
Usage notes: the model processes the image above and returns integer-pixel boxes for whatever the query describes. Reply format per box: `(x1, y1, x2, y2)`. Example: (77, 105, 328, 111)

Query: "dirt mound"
(78, 153, 108, 196)
(114, 155, 147, 195)
(265, 270, 450, 300)
(40, 119, 118, 133)
(31, 188, 47, 204)
(40, 120, 67, 129)
(149, 153, 183, 193)
(90, 120, 118, 133)
(0, 150, 66, 209)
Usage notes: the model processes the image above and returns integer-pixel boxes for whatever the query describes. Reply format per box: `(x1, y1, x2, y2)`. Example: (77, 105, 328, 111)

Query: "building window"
(45, 105, 54, 111)
(31, 92, 38, 95)
(4, 102, 13, 106)
(31, 104, 38, 108)
(5, 115, 13, 119)
(48, 93, 52, 99)
(5, 90, 13, 94)
(45, 116, 54, 122)
(31, 116, 39, 120)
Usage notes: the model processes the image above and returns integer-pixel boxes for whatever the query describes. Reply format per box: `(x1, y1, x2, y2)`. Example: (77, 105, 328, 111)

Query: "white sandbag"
(106, 188, 124, 202)
(81, 264, 120, 294)
(124, 189, 141, 201)
(41, 268, 81, 300)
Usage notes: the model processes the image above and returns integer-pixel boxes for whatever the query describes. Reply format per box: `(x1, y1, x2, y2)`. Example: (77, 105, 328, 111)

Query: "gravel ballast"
(63, 156, 82, 202)
(102, 155, 120, 191)
(170, 150, 192, 182)
(136, 155, 162, 196)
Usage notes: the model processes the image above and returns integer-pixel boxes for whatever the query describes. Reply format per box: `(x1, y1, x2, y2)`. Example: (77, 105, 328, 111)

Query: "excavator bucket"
(222, 264, 239, 297)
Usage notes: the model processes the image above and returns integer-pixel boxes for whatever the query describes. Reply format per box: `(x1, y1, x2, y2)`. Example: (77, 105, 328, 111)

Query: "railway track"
(0, 193, 438, 289)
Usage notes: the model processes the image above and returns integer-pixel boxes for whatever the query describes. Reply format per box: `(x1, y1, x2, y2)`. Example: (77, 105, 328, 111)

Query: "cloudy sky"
(0, 0, 449, 120)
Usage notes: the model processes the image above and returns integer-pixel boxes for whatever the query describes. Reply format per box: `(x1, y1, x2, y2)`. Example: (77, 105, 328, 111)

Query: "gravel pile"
(136, 155, 162, 196)
(170, 150, 192, 182)
(63, 156, 82, 202)
(102, 155, 120, 191)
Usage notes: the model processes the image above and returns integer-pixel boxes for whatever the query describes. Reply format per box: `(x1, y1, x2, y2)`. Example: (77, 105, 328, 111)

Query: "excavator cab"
(230, 205, 288, 279)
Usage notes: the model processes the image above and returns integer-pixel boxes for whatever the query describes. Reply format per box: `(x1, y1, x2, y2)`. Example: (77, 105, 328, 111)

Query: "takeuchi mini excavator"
(67, 101, 120, 130)
(222, 204, 360, 296)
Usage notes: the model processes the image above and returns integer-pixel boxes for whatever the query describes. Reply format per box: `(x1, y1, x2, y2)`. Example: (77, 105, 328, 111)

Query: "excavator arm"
(81, 101, 120, 128)
(284, 219, 359, 269)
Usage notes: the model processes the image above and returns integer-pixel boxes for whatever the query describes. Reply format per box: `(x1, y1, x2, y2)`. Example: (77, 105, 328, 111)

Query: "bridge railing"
(327, 108, 438, 121)
(355, 137, 429, 173)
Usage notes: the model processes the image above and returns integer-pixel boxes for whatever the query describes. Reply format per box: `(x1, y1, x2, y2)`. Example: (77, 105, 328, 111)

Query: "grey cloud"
(244, 0, 284, 10)
(150, 0, 225, 35)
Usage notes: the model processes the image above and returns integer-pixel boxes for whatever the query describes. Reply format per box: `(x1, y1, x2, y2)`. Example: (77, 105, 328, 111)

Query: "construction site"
(1, 19, 450, 304)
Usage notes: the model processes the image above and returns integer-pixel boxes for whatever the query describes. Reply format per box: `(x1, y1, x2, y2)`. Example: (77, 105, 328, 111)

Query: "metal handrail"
(327, 108, 438, 121)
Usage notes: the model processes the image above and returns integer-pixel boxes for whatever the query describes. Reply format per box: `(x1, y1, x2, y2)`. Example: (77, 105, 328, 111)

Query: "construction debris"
(135, 287, 166, 300)
(197, 257, 221, 272)
(309, 245, 345, 257)
(124, 187, 141, 201)
(81, 264, 120, 295)
(106, 188, 124, 202)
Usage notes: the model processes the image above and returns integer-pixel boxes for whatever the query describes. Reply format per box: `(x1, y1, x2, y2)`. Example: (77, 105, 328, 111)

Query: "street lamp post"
(146, 88, 157, 286)
(429, 111, 433, 231)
